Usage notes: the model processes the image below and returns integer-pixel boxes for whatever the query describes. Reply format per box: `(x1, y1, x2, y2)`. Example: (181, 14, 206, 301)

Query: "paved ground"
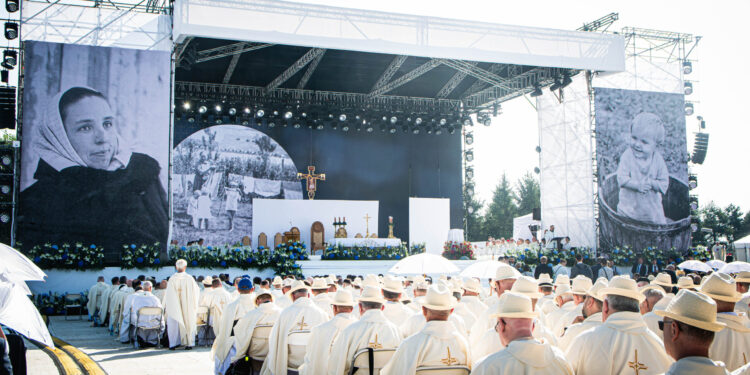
(29, 316, 213, 375)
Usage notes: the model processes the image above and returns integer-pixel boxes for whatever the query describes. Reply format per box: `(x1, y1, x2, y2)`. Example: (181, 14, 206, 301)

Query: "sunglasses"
(658, 319, 673, 331)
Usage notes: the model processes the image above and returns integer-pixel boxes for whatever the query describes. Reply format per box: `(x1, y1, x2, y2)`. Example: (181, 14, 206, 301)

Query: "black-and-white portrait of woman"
(17, 42, 170, 260)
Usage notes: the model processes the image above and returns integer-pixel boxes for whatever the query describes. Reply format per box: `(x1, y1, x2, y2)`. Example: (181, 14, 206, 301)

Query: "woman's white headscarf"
(34, 86, 132, 172)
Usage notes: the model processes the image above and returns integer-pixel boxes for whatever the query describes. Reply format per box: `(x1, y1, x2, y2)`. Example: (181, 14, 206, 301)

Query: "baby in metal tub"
(616, 112, 669, 224)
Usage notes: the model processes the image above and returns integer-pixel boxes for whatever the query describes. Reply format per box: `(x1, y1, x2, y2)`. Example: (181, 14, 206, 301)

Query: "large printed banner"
(594, 87, 691, 251)
(17, 41, 171, 260)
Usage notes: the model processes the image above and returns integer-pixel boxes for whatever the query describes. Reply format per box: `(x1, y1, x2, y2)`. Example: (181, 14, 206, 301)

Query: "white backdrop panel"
(252, 199, 379, 246)
(409, 198, 450, 255)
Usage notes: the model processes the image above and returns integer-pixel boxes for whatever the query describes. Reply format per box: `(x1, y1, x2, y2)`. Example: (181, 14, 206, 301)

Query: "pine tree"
(514, 172, 540, 215)
(483, 174, 518, 238)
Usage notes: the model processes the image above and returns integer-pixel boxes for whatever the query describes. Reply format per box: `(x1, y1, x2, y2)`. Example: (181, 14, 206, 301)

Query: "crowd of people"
(84, 258, 750, 374)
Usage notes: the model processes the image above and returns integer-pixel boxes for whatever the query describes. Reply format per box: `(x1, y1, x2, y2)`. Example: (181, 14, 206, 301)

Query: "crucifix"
(627, 349, 648, 375)
(368, 334, 382, 349)
(441, 347, 458, 365)
(296, 316, 308, 330)
(297, 166, 325, 200)
(363, 213, 372, 238)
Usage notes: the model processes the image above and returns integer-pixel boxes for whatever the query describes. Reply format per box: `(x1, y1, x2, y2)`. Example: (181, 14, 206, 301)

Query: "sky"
(295, 0, 750, 212)
(4, 0, 748, 211)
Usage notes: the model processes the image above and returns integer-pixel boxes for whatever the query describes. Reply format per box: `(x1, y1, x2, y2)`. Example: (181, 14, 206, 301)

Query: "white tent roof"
(735, 234, 750, 245)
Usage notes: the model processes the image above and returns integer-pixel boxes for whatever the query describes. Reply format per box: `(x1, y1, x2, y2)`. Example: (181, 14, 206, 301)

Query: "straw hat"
(495, 264, 521, 281)
(363, 274, 380, 288)
(286, 280, 310, 296)
(413, 275, 426, 285)
(311, 278, 329, 290)
(382, 276, 404, 294)
(202, 276, 213, 286)
(537, 273, 553, 286)
(490, 292, 538, 319)
(587, 279, 608, 301)
(326, 276, 337, 286)
(282, 278, 294, 288)
(555, 274, 570, 286)
(510, 276, 542, 299)
(420, 285, 456, 311)
(358, 285, 385, 304)
(655, 289, 726, 332)
(463, 278, 482, 294)
(254, 290, 275, 305)
(352, 277, 363, 288)
(676, 277, 697, 290)
(415, 281, 430, 290)
(598, 276, 645, 303)
(272, 276, 283, 286)
(698, 273, 742, 303)
(331, 289, 357, 307)
(555, 284, 573, 297)
(571, 276, 593, 295)
(735, 272, 750, 283)
(647, 275, 656, 282)
(651, 273, 674, 288)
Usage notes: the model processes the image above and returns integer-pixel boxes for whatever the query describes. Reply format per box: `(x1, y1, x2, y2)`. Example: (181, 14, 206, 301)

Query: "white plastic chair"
(414, 366, 470, 375)
(348, 348, 396, 375)
(64, 293, 84, 320)
(196, 306, 212, 346)
(286, 329, 311, 374)
(134, 306, 163, 348)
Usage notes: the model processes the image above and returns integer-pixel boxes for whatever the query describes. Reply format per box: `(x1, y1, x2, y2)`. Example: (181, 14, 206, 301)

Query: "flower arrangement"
(23, 243, 105, 270)
(33, 291, 88, 316)
(167, 241, 309, 277)
(442, 241, 476, 260)
(501, 245, 712, 268)
(322, 243, 409, 260)
(121, 243, 163, 269)
(410, 243, 427, 255)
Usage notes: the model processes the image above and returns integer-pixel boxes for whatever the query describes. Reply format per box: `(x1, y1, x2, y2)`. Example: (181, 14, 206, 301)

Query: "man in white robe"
(469, 265, 520, 345)
(212, 278, 257, 374)
(275, 278, 293, 309)
(109, 280, 133, 334)
(733, 272, 750, 315)
(299, 290, 356, 375)
(381, 276, 412, 326)
(657, 289, 731, 375)
(559, 279, 607, 351)
(119, 280, 145, 343)
(163, 259, 200, 349)
(699, 273, 750, 371)
(381, 285, 471, 374)
(461, 278, 488, 315)
(310, 278, 334, 319)
(271, 276, 284, 299)
(327, 286, 402, 375)
(120, 281, 163, 346)
(98, 277, 119, 324)
(543, 283, 574, 330)
(552, 276, 592, 337)
(87, 276, 108, 323)
(201, 277, 232, 337)
(221, 291, 281, 374)
(261, 280, 328, 375)
(472, 292, 574, 374)
(566, 276, 672, 375)
(446, 280, 476, 335)
(152, 280, 167, 304)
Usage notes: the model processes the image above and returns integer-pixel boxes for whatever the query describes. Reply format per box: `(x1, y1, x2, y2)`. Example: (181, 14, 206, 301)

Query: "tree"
(514, 172, 540, 215)
(483, 174, 518, 239)
(725, 204, 745, 242)
(464, 191, 486, 242)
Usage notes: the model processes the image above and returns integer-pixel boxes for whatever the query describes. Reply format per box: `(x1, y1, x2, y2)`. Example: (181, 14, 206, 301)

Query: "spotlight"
(464, 150, 474, 162)
(534, 167, 540, 174)
(187, 115, 195, 123)
(2, 50, 16, 68)
(243, 107, 251, 115)
(228, 107, 237, 116)
(462, 117, 473, 127)
(255, 109, 265, 118)
(241, 120, 249, 126)
(339, 114, 347, 122)
(0, 212, 8, 224)
(481, 117, 491, 127)
(426, 127, 433, 135)
(0, 185, 10, 195)
(293, 122, 301, 129)
(535, 146, 541, 153)
(6, 0, 18, 12)
(268, 121, 276, 128)
(465, 133, 474, 145)
(466, 185, 474, 195)
(316, 123, 325, 130)
(198, 105, 207, 114)
(690, 201, 698, 211)
(342, 124, 350, 132)
(390, 116, 397, 124)
(415, 117, 423, 126)
(4, 22, 17, 40)
(389, 127, 397, 134)
(214, 104, 222, 113)
(412, 128, 420, 135)
(530, 83, 543, 97)
(685, 102, 694, 116)
(682, 61, 692, 75)
(688, 175, 697, 190)
(549, 78, 562, 92)
(684, 81, 693, 95)
(366, 125, 374, 133)
(331, 123, 338, 131)
(182, 101, 191, 111)
(439, 117, 447, 126)
(435, 128, 442, 135)
(465, 167, 474, 179)
(283, 110, 293, 120)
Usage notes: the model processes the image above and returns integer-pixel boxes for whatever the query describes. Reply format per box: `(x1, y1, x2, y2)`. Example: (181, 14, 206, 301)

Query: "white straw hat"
(420, 285, 456, 311)
(676, 276, 697, 290)
(651, 273, 674, 288)
(202, 276, 213, 286)
(491, 292, 538, 319)
(358, 285, 386, 304)
(537, 273, 553, 286)
(735, 272, 750, 284)
(331, 289, 357, 307)
(571, 276, 593, 295)
(555, 274, 570, 286)
(311, 277, 329, 290)
(253, 290, 275, 305)
(363, 274, 380, 288)
(599, 276, 645, 303)
(272, 276, 283, 286)
(495, 264, 521, 281)
(655, 289, 726, 332)
(282, 278, 294, 288)
(286, 280, 310, 296)
(587, 279, 608, 301)
(698, 273, 742, 303)
(462, 278, 481, 294)
(510, 276, 542, 299)
(555, 284, 573, 297)
(382, 275, 404, 294)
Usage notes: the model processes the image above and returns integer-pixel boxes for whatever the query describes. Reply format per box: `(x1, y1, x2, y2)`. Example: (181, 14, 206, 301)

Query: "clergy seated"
(310, 278, 334, 319)
(98, 276, 121, 327)
(381, 276, 414, 326)
(565, 276, 672, 375)
(199, 277, 232, 346)
(128, 282, 164, 348)
(327, 286, 402, 375)
(299, 290, 357, 375)
(472, 292, 574, 375)
(260, 280, 328, 375)
(212, 278, 263, 375)
(87, 276, 108, 325)
(110, 278, 135, 335)
(119, 279, 145, 343)
(656, 289, 730, 375)
(558, 279, 607, 351)
(381, 285, 470, 374)
(220, 291, 281, 375)
(164, 259, 201, 350)
(468, 264, 519, 347)
(698, 273, 750, 371)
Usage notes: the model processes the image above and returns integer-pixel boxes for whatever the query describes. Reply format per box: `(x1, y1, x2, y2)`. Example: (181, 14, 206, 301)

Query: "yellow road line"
(52, 337, 107, 375)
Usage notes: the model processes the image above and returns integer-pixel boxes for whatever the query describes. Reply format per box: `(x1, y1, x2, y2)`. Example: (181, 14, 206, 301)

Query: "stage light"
(535, 146, 541, 153)
(366, 125, 374, 133)
(448, 126, 456, 135)
(243, 107, 251, 115)
(0, 212, 9, 224)
(0, 185, 9, 195)
(273, 110, 280, 117)
(466, 167, 474, 179)
(331, 123, 338, 131)
(465, 133, 474, 145)
(6, 0, 18, 12)
(688, 175, 697, 190)
(4, 22, 17, 40)
(415, 117, 423, 126)
(390, 116, 397, 124)
(426, 127, 433, 135)
(534, 167, 540, 174)
(465, 150, 473, 162)
(182, 101, 191, 111)
(439, 117, 447, 126)
(283, 110, 293, 120)
(228, 107, 237, 116)
(683, 61, 692, 75)
(462, 117, 472, 127)
(412, 128, 420, 135)
(293, 122, 301, 129)
(215, 118, 223, 124)
(214, 104, 222, 113)
(241, 120, 249, 126)
(435, 128, 442, 135)
(316, 123, 324, 130)
(255, 109, 265, 118)
(549, 79, 562, 92)
(342, 124, 350, 132)
(355, 124, 362, 132)
(2, 50, 16, 68)
(268, 121, 276, 128)
(560, 73, 572, 89)
(685, 102, 694, 116)
(198, 105, 207, 114)
(684, 81, 693, 95)
(690, 201, 698, 211)
(530, 83, 543, 97)
(338, 114, 347, 122)
(467, 206, 474, 214)
(466, 185, 474, 195)
(482, 117, 491, 126)
(389, 127, 397, 134)
(301, 111, 308, 118)
(187, 115, 195, 123)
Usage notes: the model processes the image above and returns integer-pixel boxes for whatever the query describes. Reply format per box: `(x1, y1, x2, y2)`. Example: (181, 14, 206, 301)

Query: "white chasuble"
(230, 302, 282, 363)
(312, 293, 334, 319)
(565, 311, 672, 375)
(163, 272, 200, 347)
(87, 282, 108, 318)
(472, 338, 574, 375)
(299, 313, 355, 375)
(399, 312, 467, 340)
(545, 300, 576, 334)
(381, 320, 470, 374)
(709, 313, 750, 371)
(211, 294, 256, 368)
(558, 312, 603, 351)
(327, 309, 401, 375)
(382, 301, 412, 326)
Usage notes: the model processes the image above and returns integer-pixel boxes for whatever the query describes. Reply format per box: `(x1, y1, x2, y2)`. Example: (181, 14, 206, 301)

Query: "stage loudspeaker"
(532, 208, 541, 221)
(0, 86, 14, 129)
(691, 132, 709, 164)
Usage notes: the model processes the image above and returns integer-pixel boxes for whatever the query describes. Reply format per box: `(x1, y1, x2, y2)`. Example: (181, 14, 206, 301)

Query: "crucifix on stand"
(364, 213, 371, 237)
(297, 166, 325, 200)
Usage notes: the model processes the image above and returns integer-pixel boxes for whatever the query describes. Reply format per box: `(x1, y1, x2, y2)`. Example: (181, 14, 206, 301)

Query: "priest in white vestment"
(734, 272, 750, 315)
(299, 290, 357, 375)
(201, 277, 232, 336)
(87, 277, 108, 323)
(381, 276, 413, 326)
(543, 283, 574, 330)
(552, 276, 592, 337)
(698, 273, 750, 371)
(119, 281, 145, 343)
(152, 281, 167, 304)
(469, 265, 520, 345)
(163, 259, 200, 349)
(327, 286, 402, 375)
(559, 278, 607, 351)
(109, 281, 133, 333)
(212, 278, 257, 374)
(381, 285, 471, 374)
(119, 281, 163, 345)
(566, 276, 672, 375)
(310, 278, 334, 319)
(225, 291, 281, 373)
(98, 277, 119, 324)
(261, 280, 329, 375)
(275, 278, 293, 309)
(656, 289, 731, 375)
(461, 278, 488, 315)
(472, 292, 574, 374)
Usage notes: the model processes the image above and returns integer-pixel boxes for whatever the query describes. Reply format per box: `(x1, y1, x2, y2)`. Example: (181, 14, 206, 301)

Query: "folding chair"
(286, 329, 311, 374)
(348, 348, 396, 375)
(196, 306, 213, 346)
(414, 366, 470, 375)
(134, 306, 163, 349)
(64, 294, 84, 320)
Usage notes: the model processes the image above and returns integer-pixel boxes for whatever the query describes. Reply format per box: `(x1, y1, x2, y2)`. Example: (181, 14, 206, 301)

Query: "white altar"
(331, 238, 402, 248)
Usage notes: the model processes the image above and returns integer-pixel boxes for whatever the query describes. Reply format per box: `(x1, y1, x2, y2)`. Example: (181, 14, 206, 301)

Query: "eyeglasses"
(658, 320, 664, 331)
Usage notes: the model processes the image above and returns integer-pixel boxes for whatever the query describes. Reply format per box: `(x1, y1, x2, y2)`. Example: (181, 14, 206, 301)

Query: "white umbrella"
(706, 259, 726, 270)
(0, 243, 46, 281)
(678, 260, 712, 273)
(719, 261, 750, 274)
(459, 260, 505, 279)
(0, 281, 53, 347)
(388, 253, 459, 275)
